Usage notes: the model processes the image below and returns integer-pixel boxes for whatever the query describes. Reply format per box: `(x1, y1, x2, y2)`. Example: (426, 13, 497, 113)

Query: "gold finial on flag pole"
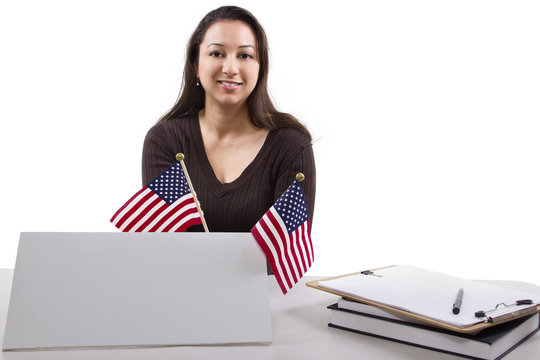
(296, 173, 305, 182)
(175, 153, 209, 232)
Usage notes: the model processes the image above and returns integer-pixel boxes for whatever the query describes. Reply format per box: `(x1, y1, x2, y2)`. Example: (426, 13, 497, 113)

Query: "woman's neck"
(198, 104, 254, 139)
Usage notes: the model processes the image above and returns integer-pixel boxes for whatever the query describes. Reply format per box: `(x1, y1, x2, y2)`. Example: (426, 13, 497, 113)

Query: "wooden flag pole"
(176, 153, 209, 232)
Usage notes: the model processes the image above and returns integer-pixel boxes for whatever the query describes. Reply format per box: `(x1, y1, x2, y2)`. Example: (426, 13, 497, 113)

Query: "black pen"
(453, 288, 464, 314)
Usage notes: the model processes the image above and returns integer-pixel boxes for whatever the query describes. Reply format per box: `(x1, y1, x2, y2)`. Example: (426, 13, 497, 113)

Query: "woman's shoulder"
(146, 112, 197, 140)
(271, 126, 312, 149)
(265, 126, 314, 168)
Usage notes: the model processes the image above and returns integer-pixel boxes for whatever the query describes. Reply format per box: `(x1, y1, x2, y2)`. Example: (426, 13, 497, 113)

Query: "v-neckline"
(190, 114, 274, 197)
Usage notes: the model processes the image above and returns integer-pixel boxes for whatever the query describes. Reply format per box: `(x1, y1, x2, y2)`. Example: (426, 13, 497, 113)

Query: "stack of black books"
(328, 297, 540, 360)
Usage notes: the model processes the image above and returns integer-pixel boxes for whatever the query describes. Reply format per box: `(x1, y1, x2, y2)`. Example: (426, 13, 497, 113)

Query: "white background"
(1, 1, 539, 284)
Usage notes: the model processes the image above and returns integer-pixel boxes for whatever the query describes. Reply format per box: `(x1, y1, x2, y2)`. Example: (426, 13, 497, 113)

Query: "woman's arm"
(141, 123, 176, 185)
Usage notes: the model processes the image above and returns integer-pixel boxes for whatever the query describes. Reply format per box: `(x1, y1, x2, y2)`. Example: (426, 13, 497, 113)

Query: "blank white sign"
(3, 232, 272, 350)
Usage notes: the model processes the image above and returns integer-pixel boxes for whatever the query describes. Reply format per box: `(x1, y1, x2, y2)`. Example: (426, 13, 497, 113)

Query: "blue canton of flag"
(147, 162, 191, 205)
(274, 182, 309, 233)
(111, 161, 202, 232)
(251, 180, 313, 294)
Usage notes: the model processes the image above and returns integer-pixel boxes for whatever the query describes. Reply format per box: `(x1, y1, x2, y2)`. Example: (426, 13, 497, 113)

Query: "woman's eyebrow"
(207, 42, 255, 50)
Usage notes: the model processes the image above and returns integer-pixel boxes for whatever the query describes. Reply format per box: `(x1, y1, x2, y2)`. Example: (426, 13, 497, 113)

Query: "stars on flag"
(147, 162, 191, 205)
(274, 182, 308, 233)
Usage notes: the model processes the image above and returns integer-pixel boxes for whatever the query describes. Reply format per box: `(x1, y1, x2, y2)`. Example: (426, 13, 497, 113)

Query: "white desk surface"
(1, 269, 539, 359)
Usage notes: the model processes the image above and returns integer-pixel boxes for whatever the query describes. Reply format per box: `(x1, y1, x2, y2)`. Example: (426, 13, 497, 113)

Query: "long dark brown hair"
(159, 6, 311, 140)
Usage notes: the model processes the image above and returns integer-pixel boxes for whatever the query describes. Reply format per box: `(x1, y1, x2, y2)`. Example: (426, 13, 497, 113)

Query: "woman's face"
(197, 20, 260, 110)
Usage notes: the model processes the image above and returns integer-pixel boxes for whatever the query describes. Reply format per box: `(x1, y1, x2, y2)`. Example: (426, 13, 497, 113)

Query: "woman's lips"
(218, 80, 241, 90)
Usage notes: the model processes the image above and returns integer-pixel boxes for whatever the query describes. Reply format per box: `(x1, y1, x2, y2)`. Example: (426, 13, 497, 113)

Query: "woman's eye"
(240, 53, 254, 60)
(209, 51, 223, 57)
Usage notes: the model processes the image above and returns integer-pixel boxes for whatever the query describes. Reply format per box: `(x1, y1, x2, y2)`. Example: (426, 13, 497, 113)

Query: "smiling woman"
(141, 6, 316, 242)
(197, 21, 260, 112)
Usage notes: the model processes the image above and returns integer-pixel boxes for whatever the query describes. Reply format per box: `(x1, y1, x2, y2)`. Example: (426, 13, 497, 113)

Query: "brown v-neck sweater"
(142, 112, 316, 233)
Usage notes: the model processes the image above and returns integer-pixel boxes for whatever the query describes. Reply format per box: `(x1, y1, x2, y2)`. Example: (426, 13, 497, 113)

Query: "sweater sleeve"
(141, 123, 176, 186)
(273, 141, 316, 229)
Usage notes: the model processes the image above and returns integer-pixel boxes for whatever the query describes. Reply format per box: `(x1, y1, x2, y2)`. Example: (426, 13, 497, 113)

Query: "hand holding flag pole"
(176, 153, 209, 232)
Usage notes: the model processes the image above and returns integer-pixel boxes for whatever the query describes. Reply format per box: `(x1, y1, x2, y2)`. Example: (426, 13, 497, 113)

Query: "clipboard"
(306, 265, 540, 334)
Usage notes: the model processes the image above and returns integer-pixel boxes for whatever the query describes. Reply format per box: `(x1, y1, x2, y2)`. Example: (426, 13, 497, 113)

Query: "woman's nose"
(222, 57, 238, 76)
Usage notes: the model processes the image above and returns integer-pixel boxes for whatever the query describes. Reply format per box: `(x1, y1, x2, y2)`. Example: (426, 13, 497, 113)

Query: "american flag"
(251, 180, 313, 294)
(110, 161, 202, 232)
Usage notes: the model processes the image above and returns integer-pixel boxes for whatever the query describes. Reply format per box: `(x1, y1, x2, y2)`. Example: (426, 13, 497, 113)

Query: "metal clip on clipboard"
(474, 299, 537, 323)
(361, 270, 383, 277)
